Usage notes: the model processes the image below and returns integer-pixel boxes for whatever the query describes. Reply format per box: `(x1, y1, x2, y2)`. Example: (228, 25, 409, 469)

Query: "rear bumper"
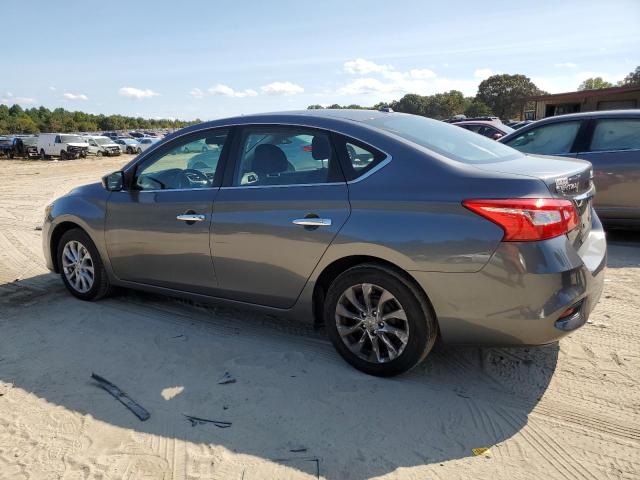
(412, 210, 606, 346)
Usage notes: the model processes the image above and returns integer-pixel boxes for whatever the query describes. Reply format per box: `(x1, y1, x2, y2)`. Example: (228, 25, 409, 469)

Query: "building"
(525, 85, 640, 120)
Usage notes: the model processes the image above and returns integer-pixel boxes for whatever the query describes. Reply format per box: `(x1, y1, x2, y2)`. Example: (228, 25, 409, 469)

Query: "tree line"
(0, 104, 200, 135)
(308, 66, 640, 120)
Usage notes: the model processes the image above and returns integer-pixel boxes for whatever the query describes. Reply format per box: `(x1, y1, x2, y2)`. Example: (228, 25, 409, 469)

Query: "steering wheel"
(178, 168, 209, 188)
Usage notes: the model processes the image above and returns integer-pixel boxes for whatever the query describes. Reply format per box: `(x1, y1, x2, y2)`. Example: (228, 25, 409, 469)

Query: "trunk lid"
(473, 154, 595, 247)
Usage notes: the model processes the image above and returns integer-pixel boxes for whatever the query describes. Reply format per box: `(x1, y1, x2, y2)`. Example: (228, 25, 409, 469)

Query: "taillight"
(462, 198, 579, 241)
(303, 145, 313, 152)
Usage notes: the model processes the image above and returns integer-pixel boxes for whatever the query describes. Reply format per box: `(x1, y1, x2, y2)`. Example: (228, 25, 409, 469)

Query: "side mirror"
(102, 171, 124, 191)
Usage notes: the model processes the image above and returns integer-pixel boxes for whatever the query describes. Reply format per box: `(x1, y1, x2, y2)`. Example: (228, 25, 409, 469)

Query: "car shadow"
(605, 228, 640, 268)
(0, 272, 561, 479)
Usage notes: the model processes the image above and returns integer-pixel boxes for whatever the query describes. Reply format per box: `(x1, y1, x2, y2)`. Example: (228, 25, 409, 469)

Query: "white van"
(37, 133, 89, 160)
(83, 135, 122, 156)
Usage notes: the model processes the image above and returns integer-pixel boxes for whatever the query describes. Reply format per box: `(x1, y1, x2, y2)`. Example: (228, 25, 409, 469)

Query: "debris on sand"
(218, 372, 236, 385)
(91, 373, 150, 421)
(183, 414, 231, 428)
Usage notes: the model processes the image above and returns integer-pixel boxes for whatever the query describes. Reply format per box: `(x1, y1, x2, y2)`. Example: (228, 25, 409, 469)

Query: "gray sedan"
(42, 110, 606, 376)
(500, 110, 640, 228)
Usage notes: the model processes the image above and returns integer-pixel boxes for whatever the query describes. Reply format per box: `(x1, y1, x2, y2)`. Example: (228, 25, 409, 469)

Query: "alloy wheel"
(61, 240, 95, 293)
(335, 283, 410, 363)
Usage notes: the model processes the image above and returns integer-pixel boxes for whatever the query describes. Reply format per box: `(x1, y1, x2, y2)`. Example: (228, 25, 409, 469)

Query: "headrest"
(311, 135, 331, 160)
(252, 144, 288, 176)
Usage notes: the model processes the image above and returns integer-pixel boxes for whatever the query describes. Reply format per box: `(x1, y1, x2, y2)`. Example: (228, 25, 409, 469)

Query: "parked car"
(83, 135, 122, 157)
(0, 136, 18, 158)
(136, 137, 160, 152)
(15, 135, 40, 159)
(37, 133, 89, 159)
(42, 110, 605, 377)
(500, 110, 640, 228)
(452, 120, 515, 140)
(113, 138, 141, 154)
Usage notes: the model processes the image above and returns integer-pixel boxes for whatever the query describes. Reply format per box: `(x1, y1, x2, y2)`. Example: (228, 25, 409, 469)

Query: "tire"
(40, 149, 46, 160)
(324, 264, 437, 377)
(136, 147, 142, 154)
(60, 150, 68, 160)
(57, 228, 113, 301)
(96, 150, 103, 157)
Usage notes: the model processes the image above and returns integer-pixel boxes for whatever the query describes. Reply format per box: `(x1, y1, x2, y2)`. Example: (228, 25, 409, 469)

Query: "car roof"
(452, 120, 502, 126)
(531, 109, 640, 124)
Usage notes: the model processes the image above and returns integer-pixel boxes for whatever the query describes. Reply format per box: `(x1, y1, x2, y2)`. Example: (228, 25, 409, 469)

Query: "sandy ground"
(0, 155, 639, 480)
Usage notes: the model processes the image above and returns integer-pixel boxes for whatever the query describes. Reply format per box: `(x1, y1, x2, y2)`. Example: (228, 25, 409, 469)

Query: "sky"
(3, 0, 639, 121)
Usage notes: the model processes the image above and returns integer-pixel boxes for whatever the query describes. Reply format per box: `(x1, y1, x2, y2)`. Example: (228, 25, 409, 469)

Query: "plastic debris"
(91, 373, 150, 421)
(471, 447, 492, 457)
(218, 372, 236, 385)
(183, 414, 231, 428)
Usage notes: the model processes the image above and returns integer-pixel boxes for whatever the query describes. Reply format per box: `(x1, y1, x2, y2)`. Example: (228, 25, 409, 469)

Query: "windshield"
(61, 135, 86, 144)
(95, 137, 111, 145)
(365, 114, 521, 164)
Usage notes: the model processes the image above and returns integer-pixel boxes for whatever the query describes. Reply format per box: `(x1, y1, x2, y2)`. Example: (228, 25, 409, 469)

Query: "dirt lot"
(0, 156, 639, 480)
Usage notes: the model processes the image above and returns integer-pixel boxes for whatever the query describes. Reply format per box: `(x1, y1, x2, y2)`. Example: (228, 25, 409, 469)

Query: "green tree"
(464, 99, 494, 117)
(476, 74, 542, 119)
(578, 77, 614, 90)
(620, 66, 640, 86)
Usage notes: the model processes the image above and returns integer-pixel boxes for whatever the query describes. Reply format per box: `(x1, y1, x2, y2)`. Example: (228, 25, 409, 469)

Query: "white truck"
(83, 135, 122, 156)
(37, 133, 89, 160)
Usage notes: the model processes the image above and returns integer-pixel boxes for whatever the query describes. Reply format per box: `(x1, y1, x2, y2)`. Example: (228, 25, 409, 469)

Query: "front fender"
(43, 184, 111, 274)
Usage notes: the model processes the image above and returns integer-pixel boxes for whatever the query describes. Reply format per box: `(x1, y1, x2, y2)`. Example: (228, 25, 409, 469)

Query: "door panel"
(106, 189, 218, 293)
(576, 150, 640, 219)
(104, 127, 231, 294)
(211, 185, 350, 308)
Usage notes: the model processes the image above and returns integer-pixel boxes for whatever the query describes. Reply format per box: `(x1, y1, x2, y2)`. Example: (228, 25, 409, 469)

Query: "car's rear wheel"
(57, 229, 112, 301)
(96, 150, 102, 157)
(40, 149, 46, 160)
(136, 147, 142, 154)
(324, 264, 437, 376)
(60, 150, 68, 160)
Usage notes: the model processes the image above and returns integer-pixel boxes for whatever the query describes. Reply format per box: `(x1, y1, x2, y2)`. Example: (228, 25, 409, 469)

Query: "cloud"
(49, 86, 56, 91)
(554, 62, 577, 68)
(344, 58, 393, 75)
(1, 92, 36, 105)
(338, 78, 397, 95)
(473, 68, 494, 79)
(118, 86, 160, 99)
(408, 68, 437, 80)
(208, 84, 258, 98)
(189, 88, 205, 99)
(260, 81, 304, 96)
(63, 92, 88, 101)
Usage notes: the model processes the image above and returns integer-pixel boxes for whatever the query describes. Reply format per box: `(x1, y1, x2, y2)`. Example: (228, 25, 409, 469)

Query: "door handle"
(176, 214, 206, 222)
(292, 218, 332, 227)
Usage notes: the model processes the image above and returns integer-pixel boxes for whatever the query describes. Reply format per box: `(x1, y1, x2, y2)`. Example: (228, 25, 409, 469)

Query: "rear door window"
(233, 127, 341, 186)
(589, 118, 640, 152)
(504, 121, 581, 155)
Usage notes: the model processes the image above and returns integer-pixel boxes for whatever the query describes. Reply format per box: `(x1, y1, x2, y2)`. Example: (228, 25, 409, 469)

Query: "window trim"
(222, 124, 346, 189)
(332, 133, 389, 182)
(126, 126, 234, 192)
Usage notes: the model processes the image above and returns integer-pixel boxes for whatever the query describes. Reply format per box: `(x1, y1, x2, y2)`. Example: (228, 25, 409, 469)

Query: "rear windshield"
(365, 114, 521, 164)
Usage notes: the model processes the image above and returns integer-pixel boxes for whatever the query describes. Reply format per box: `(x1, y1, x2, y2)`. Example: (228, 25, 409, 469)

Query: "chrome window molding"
(115, 187, 220, 193)
(220, 182, 345, 190)
(347, 155, 392, 184)
(128, 121, 394, 190)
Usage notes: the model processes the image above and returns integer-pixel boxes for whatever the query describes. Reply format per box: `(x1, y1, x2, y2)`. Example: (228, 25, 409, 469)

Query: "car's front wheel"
(57, 229, 112, 301)
(324, 264, 437, 377)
